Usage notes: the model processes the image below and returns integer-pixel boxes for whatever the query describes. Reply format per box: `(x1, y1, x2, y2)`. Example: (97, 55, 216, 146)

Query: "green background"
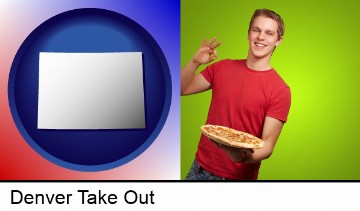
(181, 0, 360, 180)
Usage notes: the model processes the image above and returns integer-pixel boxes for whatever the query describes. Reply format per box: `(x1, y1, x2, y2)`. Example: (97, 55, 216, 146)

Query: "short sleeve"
(200, 61, 220, 84)
(266, 86, 291, 123)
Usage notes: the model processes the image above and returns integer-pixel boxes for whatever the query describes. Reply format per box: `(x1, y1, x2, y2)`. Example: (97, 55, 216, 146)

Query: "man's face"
(248, 16, 282, 60)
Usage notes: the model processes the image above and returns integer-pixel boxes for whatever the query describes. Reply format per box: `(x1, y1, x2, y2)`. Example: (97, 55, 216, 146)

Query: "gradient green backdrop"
(181, 0, 360, 180)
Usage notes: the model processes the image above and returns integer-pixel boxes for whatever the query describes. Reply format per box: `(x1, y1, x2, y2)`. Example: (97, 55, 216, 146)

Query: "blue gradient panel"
(1, 0, 180, 179)
(9, 8, 171, 171)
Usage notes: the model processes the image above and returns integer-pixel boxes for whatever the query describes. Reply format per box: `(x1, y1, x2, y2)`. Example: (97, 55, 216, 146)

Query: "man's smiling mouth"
(255, 42, 266, 47)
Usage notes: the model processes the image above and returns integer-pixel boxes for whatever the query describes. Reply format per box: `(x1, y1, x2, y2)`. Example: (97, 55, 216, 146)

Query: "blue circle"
(8, 8, 172, 171)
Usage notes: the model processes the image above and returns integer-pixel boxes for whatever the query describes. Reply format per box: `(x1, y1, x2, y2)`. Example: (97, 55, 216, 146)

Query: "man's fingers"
(211, 41, 222, 49)
(199, 46, 211, 53)
(202, 38, 207, 46)
(213, 49, 218, 57)
(197, 38, 221, 64)
(209, 37, 222, 49)
(208, 37, 217, 45)
(209, 56, 217, 61)
(200, 47, 217, 55)
(201, 37, 221, 51)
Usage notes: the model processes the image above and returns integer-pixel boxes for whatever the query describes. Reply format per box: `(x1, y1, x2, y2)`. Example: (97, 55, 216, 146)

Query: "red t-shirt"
(196, 59, 291, 180)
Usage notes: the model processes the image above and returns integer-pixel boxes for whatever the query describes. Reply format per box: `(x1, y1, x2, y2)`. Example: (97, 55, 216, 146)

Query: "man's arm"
(218, 116, 284, 163)
(181, 62, 211, 96)
(181, 37, 221, 95)
(249, 116, 284, 162)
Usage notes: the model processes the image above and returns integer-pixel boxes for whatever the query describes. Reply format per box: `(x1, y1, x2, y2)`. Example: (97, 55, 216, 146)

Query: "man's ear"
(275, 36, 283, 46)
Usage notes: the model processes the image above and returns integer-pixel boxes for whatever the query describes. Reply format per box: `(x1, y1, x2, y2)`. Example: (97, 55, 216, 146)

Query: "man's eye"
(266, 32, 274, 36)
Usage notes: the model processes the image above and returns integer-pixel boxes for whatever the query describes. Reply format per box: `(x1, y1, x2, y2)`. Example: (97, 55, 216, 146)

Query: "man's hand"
(180, 37, 220, 95)
(192, 37, 222, 65)
(209, 138, 254, 162)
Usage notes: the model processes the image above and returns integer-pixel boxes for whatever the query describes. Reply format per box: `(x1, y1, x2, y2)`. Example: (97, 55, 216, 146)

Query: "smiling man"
(181, 8, 291, 180)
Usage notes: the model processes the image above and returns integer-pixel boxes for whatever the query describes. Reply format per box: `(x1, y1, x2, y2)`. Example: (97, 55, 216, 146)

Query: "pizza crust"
(200, 124, 264, 149)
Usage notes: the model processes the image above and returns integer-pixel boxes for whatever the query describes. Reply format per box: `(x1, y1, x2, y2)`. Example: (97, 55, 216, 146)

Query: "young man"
(181, 9, 291, 180)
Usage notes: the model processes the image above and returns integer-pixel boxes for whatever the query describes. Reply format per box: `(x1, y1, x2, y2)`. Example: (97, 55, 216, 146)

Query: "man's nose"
(258, 32, 265, 40)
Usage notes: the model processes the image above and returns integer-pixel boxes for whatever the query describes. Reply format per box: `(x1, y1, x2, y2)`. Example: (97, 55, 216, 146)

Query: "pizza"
(200, 124, 264, 149)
